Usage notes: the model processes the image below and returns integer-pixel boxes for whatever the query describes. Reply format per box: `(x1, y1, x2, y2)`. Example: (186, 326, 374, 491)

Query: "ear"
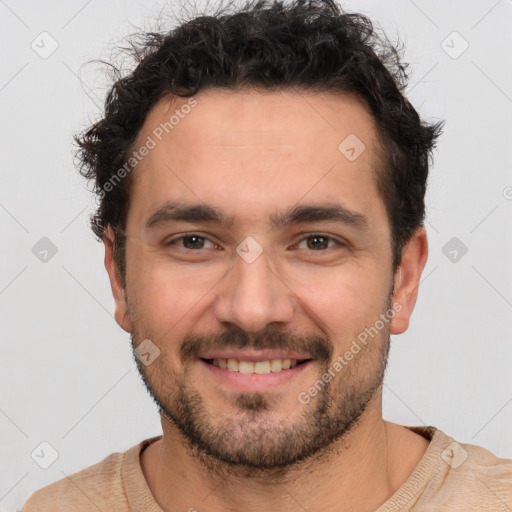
(389, 226, 428, 335)
(103, 226, 132, 333)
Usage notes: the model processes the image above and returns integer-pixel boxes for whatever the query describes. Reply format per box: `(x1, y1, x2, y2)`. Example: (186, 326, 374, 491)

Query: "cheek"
(128, 256, 226, 328)
(282, 262, 389, 332)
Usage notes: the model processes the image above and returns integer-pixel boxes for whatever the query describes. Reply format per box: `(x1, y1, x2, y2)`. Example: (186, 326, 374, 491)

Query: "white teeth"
(254, 361, 271, 374)
(270, 359, 282, 372)
(209, 358, 303, 373)
(227, 359, 238, 371)
(239, 361, 254, 374)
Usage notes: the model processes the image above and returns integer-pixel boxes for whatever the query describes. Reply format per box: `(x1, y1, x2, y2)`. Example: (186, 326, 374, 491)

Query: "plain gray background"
(1, 0, 511, 510)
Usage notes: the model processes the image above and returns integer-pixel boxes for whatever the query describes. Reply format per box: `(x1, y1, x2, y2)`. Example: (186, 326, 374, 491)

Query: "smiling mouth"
(201, 358, 312, 374)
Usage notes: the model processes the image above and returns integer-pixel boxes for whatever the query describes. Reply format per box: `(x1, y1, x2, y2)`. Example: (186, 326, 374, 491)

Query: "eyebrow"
(144, 201, 369, 231)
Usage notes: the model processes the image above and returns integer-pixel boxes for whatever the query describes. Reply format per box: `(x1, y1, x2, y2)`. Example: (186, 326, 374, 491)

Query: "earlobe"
(103, 226, 132, 333)
(389, 227, 428, 335)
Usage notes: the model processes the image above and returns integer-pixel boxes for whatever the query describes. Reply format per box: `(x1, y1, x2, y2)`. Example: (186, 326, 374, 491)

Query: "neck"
(140, 394, 427, 512)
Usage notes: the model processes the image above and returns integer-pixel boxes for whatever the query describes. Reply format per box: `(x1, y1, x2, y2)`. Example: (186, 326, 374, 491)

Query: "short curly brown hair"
(75, 0, 444, 282)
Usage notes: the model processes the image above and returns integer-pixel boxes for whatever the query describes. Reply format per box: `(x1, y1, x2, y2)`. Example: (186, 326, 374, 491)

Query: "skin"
(104, 88, 429, 512)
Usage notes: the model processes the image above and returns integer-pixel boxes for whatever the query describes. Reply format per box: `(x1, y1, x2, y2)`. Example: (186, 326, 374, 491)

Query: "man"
(23, 0, 512, 510)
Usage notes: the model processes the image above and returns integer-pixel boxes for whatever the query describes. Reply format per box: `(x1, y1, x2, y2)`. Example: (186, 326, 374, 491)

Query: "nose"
(212, 247, 295, 333)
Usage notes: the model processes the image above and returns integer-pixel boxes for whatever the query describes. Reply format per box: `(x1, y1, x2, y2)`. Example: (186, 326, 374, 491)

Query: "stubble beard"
(129, 297, 391, 477)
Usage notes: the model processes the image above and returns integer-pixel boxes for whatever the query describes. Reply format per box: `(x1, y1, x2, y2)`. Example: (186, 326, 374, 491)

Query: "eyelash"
(164, 233, 346, 253)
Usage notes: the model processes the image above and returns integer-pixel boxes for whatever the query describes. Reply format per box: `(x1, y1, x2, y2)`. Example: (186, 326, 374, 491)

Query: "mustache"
(179, 327, 332, 363)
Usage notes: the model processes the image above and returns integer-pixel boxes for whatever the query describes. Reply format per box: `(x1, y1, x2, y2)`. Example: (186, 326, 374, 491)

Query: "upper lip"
(199, 349, 312, 362)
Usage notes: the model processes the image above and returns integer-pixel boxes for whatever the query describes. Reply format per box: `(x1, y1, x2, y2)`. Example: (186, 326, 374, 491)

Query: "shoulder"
(443, 436, 512, 505)
(379, 426, 512, 511)
(422, 427, 512, 510)
(21, 442, 140, 512)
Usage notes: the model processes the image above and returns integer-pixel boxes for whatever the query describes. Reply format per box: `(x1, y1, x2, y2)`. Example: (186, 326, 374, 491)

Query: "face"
(104, 88, 426, 471)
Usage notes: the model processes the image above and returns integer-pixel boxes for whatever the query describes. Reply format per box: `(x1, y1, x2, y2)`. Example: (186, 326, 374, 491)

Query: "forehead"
(128, 88, 386, 231)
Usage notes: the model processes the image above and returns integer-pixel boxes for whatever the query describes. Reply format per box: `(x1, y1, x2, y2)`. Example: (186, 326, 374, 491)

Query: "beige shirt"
(22, 425, 512, 511)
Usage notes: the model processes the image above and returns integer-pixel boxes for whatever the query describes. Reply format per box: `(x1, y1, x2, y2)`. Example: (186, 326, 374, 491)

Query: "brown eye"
(181, 235, 206, 249)
(296, 234, 343, 251)
(165, 234, 218, 250)
(307, 235, 330, 250)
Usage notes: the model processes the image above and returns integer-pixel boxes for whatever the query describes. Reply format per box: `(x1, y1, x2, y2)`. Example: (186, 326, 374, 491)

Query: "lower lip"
(198, 359, 313, 392)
